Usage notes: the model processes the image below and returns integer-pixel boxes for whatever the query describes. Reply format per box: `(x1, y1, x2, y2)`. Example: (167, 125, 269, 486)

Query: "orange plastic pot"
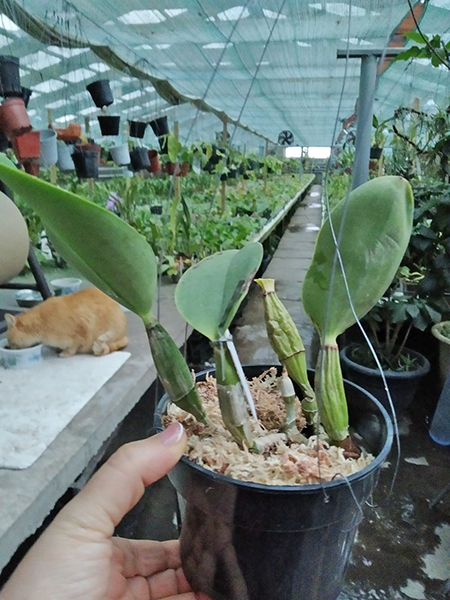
(55, 123, 82, 143)
(12, 130, 40, 161)
(148, 149, 161, 174)
(22, 160, 40, 177)
(165, 161, 180, 175)
(180, 162, 190, 177)
(0, 98, 31, 138)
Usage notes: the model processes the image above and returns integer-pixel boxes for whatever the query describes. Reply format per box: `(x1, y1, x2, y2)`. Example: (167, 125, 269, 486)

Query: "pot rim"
(155, 365, 394, 494)
(431, 321, 450, 346)
(340, 343, 431, 378)
(0, 338, 43, 354)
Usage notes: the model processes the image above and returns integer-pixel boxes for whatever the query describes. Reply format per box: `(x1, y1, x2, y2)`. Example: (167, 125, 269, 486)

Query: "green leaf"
(302, 176, 414, 339)
(393, 46, 421, 61)
(404, 31, 428, 44)
(175, 242, 263, 340)
(167, 133, 182, 163)
(0, 154, 157, 317)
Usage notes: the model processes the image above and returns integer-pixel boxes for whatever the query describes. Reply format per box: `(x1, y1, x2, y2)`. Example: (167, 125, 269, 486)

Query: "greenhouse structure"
(0, 1, 449, 599)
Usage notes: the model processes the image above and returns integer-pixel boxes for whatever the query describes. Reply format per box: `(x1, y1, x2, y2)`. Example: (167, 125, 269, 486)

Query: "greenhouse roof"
(0, 0, 449, 147)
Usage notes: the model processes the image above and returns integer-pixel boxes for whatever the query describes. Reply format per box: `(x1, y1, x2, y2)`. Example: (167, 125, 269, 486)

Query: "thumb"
(58, 423, 186, 535)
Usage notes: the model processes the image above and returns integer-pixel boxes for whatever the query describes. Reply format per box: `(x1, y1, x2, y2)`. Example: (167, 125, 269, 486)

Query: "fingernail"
(160, 422, 184, 446)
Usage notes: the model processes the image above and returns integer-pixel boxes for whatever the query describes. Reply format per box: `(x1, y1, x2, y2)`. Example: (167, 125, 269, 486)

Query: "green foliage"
(175, 242, 263, 341)
(394, 32, 450, 69)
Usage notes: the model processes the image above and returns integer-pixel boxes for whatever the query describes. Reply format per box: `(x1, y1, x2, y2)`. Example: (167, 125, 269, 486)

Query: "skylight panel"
(122, 90, 144, 100)
(33, 79, 66, 93)
(60, 68, 95, 83)
(137, 44, 152, 50)
(430, 0, 450, 7)
(71, 90, 90, 101)
(121, 76, 134, 82)
(165, 9, 188, 17)
(22, 51, 61, 70)
(118, 10, 165, 24)
(163, 61, 176, 67)
(80, 106, 98, 115)
(89, 62, 110, 73)
(27, 109, 37, 117)
(341, 37, 373, 46)
(213, 61, 231, 66)
(309, 3, 365, 15)
(144, 86, 156, 93)
(203, 42, 233, 49)
(0, 33, 11, 48)
(0, 14, 20, 31)
(217, 6, 250, 21)
(46, 99, 69, 109)
(262, 9, 286, 19)
(155, 44, 171, 50)
(259, 61, 270, 65)
(47, 46, 90, 57)
(296, 41, 311, 47)
(55, 114, 76, 124)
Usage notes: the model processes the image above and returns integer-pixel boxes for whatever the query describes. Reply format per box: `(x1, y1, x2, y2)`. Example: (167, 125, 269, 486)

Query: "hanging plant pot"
(165, 161, 180, 176)
(39, 129, 58, 166)
(148, 149, 161, 174)
(154, 365, 393, 600)
(110, 143, 130, 166)
(370, 147, 383, 160)
(72, 148, 99, 179)
(130, 147, 150, 171)
(98, 115, 120, 136)
(0, 56, 21, 97)
(81, 142, 101, 164)
(21, 87, 32, 108)
(228, 166, 237, 179)
(55, 123, 82, 143)
(128, 120, 147, 139)
(86, 79, 113, 108)
(149, 116, 169, 138)
(0, 97, 31, 138)
(57, 142, 75, 171)
(12, 130, 40, 162)
(22, 160, 40, 177)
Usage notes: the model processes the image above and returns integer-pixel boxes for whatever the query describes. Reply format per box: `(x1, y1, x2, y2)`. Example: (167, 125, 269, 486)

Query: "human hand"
(1, 423, 210, 600)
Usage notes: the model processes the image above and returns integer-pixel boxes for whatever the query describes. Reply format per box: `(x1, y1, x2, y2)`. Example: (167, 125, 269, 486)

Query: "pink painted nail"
(160, 422, 184, 446)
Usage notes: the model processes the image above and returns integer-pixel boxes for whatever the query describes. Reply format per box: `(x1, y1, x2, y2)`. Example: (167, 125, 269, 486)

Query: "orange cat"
(5, 288, 128, 357)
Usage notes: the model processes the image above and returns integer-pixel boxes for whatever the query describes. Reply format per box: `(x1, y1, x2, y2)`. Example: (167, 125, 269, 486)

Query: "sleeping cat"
(5, 288, 128, 357)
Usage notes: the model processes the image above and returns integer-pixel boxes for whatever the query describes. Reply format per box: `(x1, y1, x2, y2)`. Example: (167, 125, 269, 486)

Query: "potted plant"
(38, 129, 58, 166)
(128, 120, 147, 139)
(0, 97, 31, 137)
(55, 123, 82, 143)
(86, 79, 113, 108)
(148, 149, 161, 174)
(0, 160, 413, 600)
(110, 143, 130, 166)
(97, 115, 120, 136)
(72, 146, 99, 179)
(12, 130, 40, 162)
(0, 56, 21, 97)
(130, 146, 150, 171)
(149, 115, 169, 138)
(431, 321, 450, 388)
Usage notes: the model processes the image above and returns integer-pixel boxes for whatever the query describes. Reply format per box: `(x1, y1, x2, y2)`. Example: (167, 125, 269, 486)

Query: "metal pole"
(352, 54, 377, 190)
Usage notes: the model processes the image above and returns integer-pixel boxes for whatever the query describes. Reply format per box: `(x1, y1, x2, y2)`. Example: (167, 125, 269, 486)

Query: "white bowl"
(13, 289, 43, 308)
(50, 277, 82, 296)
(0, 338, 43, 369)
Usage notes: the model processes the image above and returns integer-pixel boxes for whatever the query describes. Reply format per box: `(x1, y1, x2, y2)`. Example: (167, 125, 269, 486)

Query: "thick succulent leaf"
(302, 176, 413, 338)
(175, 242, 263, 341)
(0, 154, 157, 317)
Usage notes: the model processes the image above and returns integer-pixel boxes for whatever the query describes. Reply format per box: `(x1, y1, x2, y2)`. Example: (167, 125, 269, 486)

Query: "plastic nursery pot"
(110, 143, 130, 166)
(0, 56, 21, 97)
(154, 365, 393, 600)
(50, 277, 82, 296)
(86, 79, 113, 108)
(165, 161, 180, 176)
(128, 120, 147, 139)
(431, 322, 450, 390)
(370, 147, 383, 160)
(22, 160, 39, 177)
(180, 162, 190, 177)
(12, 130, 40, 161)
(340, 344, 430, 413)
(55, 123, 82, 143)
(149, 116, 169, 138)
(72, 149, 99, 179)
(21, 87, 32, 108)
(98, 115, 120, 136)
(57, 142, 75, 171)
(0, 131, 9, 151)
(0, 338, 43, 369)
(130, 147, 150, 171)
(39, 129, 58, 166)
(148, 149, 161, 174)
(0, 97, 31, 137)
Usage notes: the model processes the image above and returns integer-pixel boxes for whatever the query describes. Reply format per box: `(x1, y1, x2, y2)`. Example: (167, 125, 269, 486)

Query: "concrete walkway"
(234, 184, 322, 366)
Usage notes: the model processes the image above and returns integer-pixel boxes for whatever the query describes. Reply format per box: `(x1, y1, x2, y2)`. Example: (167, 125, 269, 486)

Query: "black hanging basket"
(72, 149, 99, 179)
(149, 116, 169, 138)
(130, 147, 150, 170)
(98, 115, 120, 136)
(129, 120, 147, 139)
(21, 87, 32, 108)
(0, 56, 21, 98)
(86, 79, 114, 108)
(370, 147, 383, 160)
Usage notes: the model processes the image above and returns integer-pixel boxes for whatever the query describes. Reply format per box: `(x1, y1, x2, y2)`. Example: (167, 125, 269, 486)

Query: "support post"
(84, 116, 90, 136)
(221, 116, 228, 214)
(47, 109, 53, 128)
(263, 138, 269, 191)
(174, 120, 181, 202)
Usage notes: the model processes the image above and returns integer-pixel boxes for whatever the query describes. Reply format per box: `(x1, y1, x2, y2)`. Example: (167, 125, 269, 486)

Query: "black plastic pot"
(130, 147, 150, 170)
(149, 116, 169, 138)
(370, 147, 383, 160)
(340, 344, 430, 412)
(228, 167, 237, 179)
(21, 87, 32, 108)
(72, 149, 99, 179)
(150, 205, 163, 215)
(98, 115, 120, 136)
(0, 131, 9, 152)
(129, 120, 147, 139)
(154, 365, 393, 600)
(86, 79, 113, 108)
(0, 56, 21, 97)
